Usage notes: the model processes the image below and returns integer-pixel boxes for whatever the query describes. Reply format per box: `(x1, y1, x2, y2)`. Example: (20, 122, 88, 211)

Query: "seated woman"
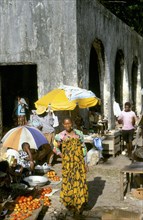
(19, 142, 54, 169)
(18, 142, 35, 172)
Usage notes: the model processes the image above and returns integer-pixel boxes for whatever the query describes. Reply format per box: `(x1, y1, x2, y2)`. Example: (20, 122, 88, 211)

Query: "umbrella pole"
(69, 111, 71, 118)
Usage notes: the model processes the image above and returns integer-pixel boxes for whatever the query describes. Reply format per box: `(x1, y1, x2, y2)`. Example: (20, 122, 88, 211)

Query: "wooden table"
(120, 162, 143, 200)
(102, 130, 121, 157)
(84, 135, 106, 151)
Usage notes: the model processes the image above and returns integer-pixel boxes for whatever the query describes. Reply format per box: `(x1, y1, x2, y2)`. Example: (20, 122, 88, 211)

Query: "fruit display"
(47, 170, 56, 178)
(49, 176, 60, 181)
(39, 187, 52, 206)
(9, 196, 41, 220)
(46, 170, 60, 182)
(8, 188, 53, 220)
(40, 196, 51, 207)
(41, 187, 52, 195)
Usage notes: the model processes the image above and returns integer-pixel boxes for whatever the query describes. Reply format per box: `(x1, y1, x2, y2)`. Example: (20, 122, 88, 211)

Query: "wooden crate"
(102, 130, 121, 157)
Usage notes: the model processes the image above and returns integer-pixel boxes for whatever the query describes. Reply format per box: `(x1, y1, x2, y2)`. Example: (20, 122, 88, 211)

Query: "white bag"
(87, 147, 100, 166)
(53, 113, 59, 127)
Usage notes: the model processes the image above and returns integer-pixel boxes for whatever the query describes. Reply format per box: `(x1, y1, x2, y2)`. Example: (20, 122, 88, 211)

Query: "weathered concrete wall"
(0, 0, 78, 96)
(77, 0, 143, 128)
(0, 0, 143, 130)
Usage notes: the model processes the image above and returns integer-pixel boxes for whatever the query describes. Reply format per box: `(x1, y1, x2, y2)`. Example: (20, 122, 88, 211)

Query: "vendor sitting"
(19, 142, 54, 169)
(18, 142, 35, 172)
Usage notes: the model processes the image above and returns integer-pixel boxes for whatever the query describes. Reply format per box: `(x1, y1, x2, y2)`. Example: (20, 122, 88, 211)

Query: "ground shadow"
(86, 177, 106, 210)
(37, 206, 49, 220)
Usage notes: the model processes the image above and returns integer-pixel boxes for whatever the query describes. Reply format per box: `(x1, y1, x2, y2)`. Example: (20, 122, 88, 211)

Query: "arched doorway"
(114, 50, 124, 109)
(89, 46, 100, 98)
(89, 39, 105, 113)
(131, 57, 138, 112)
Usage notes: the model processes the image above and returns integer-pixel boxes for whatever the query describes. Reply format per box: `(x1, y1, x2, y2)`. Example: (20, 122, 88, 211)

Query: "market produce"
(9, 195, 41, 220)
(49, 176, 60, 181)
(42, 197, 51, 207)
(41, 187, 52, 195)
(47, 170, 56, 178)
(46, 171, 60, 181)
(39, 187, 52, 206)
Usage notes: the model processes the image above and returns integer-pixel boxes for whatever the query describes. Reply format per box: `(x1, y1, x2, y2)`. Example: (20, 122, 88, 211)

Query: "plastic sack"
(134, 147, 143, 159)
(53, 113, 59, 127)
(93, 137, 103, 151)
(87, 147, 100, 166)
(42, 162, 51, 169)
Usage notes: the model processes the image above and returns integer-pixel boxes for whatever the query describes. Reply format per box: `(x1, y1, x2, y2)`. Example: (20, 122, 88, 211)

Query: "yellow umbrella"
(35, 85, 100, 113)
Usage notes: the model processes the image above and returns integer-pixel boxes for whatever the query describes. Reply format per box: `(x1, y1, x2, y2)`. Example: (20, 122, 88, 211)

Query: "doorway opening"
(89, 45, 101, 99)
(89, 39, 105, 113)
(0, 64, 38, 130)
(131, 57, 138, 112)
(114, 50, 124, 109)
(89, 45, 101, 113)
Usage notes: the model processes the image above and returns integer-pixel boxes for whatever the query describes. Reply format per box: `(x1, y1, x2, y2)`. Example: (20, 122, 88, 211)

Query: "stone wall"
(0, 0, 143, 131)
(0, 0, 78, 134)
(0, 0, 78, 96)
(77, 0, 143, 128)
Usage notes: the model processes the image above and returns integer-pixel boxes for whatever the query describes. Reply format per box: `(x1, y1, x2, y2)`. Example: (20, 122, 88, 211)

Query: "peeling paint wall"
(0, 0, 78, 97)
(0, 0, 143, 130)
(77, 0, 143, 128)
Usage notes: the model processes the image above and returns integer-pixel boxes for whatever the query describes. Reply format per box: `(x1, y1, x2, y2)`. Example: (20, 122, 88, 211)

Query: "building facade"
(0, 0, 142, 135)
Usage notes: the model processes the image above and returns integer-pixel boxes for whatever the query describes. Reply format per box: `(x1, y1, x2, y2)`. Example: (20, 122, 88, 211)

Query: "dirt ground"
(37, 154, 143, 220)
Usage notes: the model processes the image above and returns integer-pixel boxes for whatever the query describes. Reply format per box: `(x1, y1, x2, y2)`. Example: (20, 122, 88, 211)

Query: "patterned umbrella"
(1, 126, 48, 150)
(35, 85, 100, 113)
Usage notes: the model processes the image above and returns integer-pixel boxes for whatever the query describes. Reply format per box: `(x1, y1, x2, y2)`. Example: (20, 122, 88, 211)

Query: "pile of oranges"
(49, 176, 60, 181)
(47, 171, 60, 181)
(47, 170, 56, 178)
(9, 196, 41, 220)
(39, 187, 52, 206)
(9, 188, 52, 220)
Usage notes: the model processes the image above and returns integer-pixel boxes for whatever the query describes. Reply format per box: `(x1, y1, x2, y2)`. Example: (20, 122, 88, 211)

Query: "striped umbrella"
(1, 126, 48, 150)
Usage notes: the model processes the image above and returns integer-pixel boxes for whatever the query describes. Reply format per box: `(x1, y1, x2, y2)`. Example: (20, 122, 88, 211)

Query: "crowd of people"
(0, 96, 143, 214)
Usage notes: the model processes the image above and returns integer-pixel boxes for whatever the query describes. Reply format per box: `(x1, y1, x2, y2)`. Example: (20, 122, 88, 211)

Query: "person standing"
(54, 117, 88, 214)
(37, 109, 55, 145)
(13, 96, 29, 126)
(118, 102, 136, 159)
(28, 110, 43, 130)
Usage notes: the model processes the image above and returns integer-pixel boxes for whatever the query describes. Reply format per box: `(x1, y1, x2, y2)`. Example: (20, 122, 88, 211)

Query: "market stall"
(84, 129, 121, 160)
(0, 166, 62, 220)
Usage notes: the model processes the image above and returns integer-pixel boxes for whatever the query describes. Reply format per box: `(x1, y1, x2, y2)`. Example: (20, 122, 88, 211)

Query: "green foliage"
(99, 0, 143, 36)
